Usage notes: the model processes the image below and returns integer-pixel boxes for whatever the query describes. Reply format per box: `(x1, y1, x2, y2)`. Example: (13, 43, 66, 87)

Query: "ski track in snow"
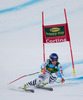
(0, 0, 43, 14)
(63, 60, 83, 83)
(62, 60, 83, 70)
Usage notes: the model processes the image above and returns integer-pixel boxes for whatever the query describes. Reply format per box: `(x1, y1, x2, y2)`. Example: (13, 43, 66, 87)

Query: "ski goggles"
(51, 59, 57, 62)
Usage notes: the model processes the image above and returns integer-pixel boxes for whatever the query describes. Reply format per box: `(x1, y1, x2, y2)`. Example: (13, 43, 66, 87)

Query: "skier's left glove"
(61, 78, 65, 83)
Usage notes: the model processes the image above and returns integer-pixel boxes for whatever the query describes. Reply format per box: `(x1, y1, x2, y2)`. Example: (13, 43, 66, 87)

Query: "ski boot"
(21, 84, 29, 90)
(39, 82, 48, 87)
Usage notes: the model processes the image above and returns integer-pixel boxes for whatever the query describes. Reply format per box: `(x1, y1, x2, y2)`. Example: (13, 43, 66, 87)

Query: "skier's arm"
(58, 64, 64, 78)
(41, 59, 49, 74)
(58, 64, 65, 83)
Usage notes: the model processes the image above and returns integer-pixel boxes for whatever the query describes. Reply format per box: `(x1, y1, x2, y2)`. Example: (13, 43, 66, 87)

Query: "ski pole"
(8, 71, 40, 84)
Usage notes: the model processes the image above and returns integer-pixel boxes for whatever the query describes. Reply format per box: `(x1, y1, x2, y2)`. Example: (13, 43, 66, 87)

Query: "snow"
(0, 0, 83, 100)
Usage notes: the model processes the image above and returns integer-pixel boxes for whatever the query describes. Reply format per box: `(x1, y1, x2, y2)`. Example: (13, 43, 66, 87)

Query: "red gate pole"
(42, 12, 45, 61)
(64, 9, 75, 75)
(43, 43, 45, 62)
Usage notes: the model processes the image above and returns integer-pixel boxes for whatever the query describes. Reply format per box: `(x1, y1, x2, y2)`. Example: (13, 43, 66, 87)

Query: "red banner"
(43, 23, 70, 43)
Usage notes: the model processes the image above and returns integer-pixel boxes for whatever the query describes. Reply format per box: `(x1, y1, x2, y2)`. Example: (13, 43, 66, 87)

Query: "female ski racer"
(22, 53, 65, 89)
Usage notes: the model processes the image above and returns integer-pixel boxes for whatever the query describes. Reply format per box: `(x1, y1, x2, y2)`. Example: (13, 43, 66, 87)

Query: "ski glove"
(61, 78, 65, 83)
(41, 67, 46, 74)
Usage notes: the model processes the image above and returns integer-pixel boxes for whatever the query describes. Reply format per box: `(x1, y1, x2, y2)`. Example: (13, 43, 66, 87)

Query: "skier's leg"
(28, 77, 43, 86)
(22, 72, 50, 89)
(28, 72, 50, 86)
(48, 73, 57, 84)
(22, 78, 42, 89)
(36, 72, 50, 86)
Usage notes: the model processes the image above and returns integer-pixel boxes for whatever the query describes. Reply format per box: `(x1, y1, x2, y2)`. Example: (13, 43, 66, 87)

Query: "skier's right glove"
(41, 67, 46, 74)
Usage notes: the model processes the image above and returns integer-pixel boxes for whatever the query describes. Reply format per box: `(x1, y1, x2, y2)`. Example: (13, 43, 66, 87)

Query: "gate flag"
(42, 9, 75, 75)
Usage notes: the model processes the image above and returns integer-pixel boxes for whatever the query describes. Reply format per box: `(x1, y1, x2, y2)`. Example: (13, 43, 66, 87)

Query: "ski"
(9, 85, 34, 93)
(35, 86, 53, 91)
(24, 89, 34, 93)
(9, 85, 53, 93)
(18, 87, 34, 93)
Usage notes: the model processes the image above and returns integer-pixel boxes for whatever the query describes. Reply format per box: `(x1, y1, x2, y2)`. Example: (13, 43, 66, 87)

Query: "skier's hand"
(61, 78, 65, 83)
(41, 67, 46, 74)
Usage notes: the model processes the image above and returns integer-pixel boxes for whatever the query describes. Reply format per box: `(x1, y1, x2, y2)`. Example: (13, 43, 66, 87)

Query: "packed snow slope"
(0, 0, 83, 100)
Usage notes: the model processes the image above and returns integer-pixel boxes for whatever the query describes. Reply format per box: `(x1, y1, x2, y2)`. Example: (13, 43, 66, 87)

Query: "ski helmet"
(49, 53, 58, 61)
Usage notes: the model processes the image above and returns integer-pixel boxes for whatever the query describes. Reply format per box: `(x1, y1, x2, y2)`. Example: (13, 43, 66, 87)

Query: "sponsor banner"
(43, 23, 70, 43)
(45, 26, 65, 37)
(46, 38, 67, 43)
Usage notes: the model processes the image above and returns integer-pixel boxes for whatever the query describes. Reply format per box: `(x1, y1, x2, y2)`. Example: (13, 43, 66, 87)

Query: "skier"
(22, 53, 65, 89)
